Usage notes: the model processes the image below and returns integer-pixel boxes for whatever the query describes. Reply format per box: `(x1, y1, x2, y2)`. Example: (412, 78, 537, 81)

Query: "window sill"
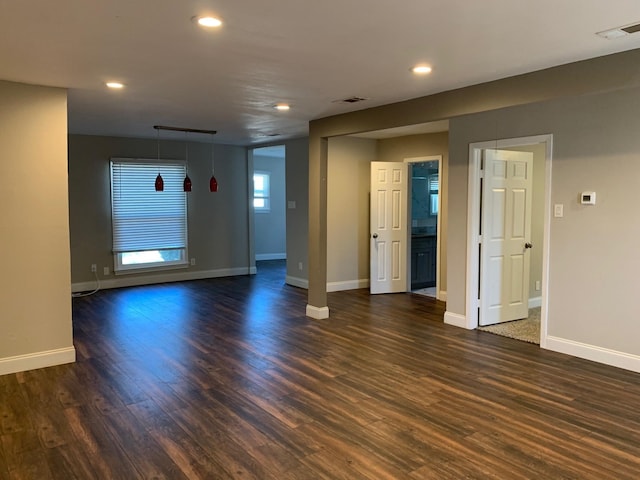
(114, 262, 189, 276)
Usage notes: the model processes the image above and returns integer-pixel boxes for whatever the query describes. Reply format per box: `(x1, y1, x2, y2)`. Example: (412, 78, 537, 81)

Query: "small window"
(111, 159, 188, 273)
(253, 171, 270, 212)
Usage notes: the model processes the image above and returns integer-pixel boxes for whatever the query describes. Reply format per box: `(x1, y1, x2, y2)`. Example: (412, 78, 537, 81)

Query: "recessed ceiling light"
(196, 16, 223, 28)
(412, 65, 432, 75)
(106, 82, 124, 89)
(274, 104, 290, 111)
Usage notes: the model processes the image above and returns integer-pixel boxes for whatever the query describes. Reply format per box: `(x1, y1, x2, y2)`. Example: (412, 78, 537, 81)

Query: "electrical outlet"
(190, 258, 196, 266)
(90, 264, 97, 273)
(535, 280, 541, 291)
(103, 266, 110, 276)
(298, 262, 303, 271)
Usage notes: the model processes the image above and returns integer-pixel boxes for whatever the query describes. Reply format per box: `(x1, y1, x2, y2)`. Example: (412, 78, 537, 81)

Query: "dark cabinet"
(411, 236, 436, 289)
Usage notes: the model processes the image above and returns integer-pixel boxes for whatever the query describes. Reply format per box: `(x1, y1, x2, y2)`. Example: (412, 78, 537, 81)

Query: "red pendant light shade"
(209, 175, 218, 192)
(155, 173, 164, 191)
(183, 175, 192, 192)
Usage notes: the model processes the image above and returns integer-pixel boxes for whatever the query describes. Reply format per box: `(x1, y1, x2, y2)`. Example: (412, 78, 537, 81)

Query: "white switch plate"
(288, 200, 296, 209)
(554, 204, 564, 218)
(103, 266, 110, 276)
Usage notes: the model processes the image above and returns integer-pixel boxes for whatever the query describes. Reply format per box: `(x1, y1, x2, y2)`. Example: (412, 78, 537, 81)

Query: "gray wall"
(284, 138, 309, 284)
(0, 80, 74, 373)
(253, 152, 286, 259)
(68, 134, 250, 285)
(448, 86, 640, 354)
(327, 136, 376, 287)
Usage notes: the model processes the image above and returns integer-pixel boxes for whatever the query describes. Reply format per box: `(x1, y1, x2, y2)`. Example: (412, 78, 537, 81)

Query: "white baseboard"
(444, 311, 471, 329)
(438, 290, 447, 302)
(286, 276, 308, 289)
(545, 336, 640, 374)
(0, 346, 76, 376)
(255, 253, 286, 261)
(327, 279, 369, 292)
(306, 304, 329, 319)
(529, 296, 542, 308)
(72, 267, 253, 293)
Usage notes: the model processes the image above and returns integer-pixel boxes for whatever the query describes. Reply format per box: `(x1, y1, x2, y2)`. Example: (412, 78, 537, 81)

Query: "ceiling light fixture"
(274, 104, 290, 111)
(412, 65, 432, 75)
(196, 16, 223, 28)
(153, 125, 218, 192)
(106, 82, 124, 89)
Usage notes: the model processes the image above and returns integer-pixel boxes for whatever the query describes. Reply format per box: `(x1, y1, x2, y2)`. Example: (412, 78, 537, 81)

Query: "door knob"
(372, 233, 378, 239)
(525, 242, 533, 249)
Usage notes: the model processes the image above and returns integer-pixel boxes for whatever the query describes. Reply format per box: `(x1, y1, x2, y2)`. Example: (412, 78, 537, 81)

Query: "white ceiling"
(1, 1, 640, 145)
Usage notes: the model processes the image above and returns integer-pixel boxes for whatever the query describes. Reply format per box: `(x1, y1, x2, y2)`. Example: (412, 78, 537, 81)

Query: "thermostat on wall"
(581, 192, 596, 205)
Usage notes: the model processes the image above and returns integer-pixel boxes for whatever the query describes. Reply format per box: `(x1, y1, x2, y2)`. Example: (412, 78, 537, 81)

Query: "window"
(429, 173, 439, 215)
(253, 171, 270, 212)
(111, 159, 188, 273)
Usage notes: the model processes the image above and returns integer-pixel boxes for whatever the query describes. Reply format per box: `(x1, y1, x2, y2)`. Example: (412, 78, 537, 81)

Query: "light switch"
(288, 200, 296, 209)
(554, 204, 564, 218)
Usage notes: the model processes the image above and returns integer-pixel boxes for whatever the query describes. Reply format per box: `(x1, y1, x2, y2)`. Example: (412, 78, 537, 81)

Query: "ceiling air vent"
(333, 96, 369, 104)
(597, 21, 640, 39)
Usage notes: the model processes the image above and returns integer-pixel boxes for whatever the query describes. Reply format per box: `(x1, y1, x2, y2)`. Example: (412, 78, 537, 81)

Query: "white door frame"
(465, 135, 552, 348)
(404, 155, 442, 300)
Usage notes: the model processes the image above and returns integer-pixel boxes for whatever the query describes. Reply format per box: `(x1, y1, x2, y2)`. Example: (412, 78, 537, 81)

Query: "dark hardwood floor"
(2, 260, 640, 479)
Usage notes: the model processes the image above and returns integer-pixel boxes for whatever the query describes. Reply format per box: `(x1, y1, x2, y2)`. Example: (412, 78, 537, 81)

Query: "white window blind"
(111, 159, 187, 255)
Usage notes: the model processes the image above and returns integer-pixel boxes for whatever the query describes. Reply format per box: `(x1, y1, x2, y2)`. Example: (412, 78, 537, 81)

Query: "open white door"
(370, 162, 408, 294)
(480, 149, 533, 326)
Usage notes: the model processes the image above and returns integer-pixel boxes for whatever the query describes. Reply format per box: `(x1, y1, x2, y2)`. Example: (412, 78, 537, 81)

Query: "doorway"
(252, 145, 286, 278)
(465, 135, 552, 347)
(406, 156, 441, 300)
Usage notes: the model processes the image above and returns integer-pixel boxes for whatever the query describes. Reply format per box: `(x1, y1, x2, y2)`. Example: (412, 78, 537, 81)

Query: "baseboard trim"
(545, 336, 640, 374)
(0, 346, 76, 376)
(255, 253, 286, 261)
(444, 311, 470, 329)
(529, 296, 542, 308)
(306, 304, 330, 319)
(72, 267, 253, 293)
(327, 279, 369, 292)
(438, 290, 447, 302)
(286, 276, 308, 289)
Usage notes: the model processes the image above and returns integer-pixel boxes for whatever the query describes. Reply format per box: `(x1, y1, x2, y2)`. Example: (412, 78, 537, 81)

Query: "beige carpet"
(477, 307, 540, 344)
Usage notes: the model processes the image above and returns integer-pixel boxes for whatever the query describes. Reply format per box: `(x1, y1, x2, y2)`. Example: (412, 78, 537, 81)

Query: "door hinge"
(478, 235, 482, 244)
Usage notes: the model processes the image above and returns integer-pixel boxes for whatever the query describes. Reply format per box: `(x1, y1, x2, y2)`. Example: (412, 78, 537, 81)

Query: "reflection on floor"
(412, 287, 436, 298)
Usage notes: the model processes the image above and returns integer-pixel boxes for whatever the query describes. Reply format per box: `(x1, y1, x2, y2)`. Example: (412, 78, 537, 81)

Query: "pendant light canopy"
(152, 125, 218, 192)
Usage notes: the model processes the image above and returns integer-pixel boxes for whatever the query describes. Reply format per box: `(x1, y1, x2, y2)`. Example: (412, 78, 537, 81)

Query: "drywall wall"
(0, 80, 74, 374)
(253, 152, 286, 260)
(68, 134, 250, 287)
(448, 85, 640, 357)
(327, 136, 377, 288)
(284, 138, 309, 285)
(377, 132, 449, 294)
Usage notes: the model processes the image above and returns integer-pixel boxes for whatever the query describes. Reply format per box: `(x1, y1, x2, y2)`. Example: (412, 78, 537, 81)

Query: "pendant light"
(209, 132, 218, 192)
(183, 131, 192, 192)
(155, 128, 164, 191)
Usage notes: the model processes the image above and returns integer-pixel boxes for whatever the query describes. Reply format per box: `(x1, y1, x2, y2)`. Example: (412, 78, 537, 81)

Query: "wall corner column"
(307, 131, 329, 318)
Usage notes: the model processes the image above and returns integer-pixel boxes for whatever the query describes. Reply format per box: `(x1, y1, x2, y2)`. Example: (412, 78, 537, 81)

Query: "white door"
(480, 149, 533, 326)
(370, 162, 408, 294)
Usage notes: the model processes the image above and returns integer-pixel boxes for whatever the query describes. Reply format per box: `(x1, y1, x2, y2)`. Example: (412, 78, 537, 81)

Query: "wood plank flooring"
(2, 260, 640, 479)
